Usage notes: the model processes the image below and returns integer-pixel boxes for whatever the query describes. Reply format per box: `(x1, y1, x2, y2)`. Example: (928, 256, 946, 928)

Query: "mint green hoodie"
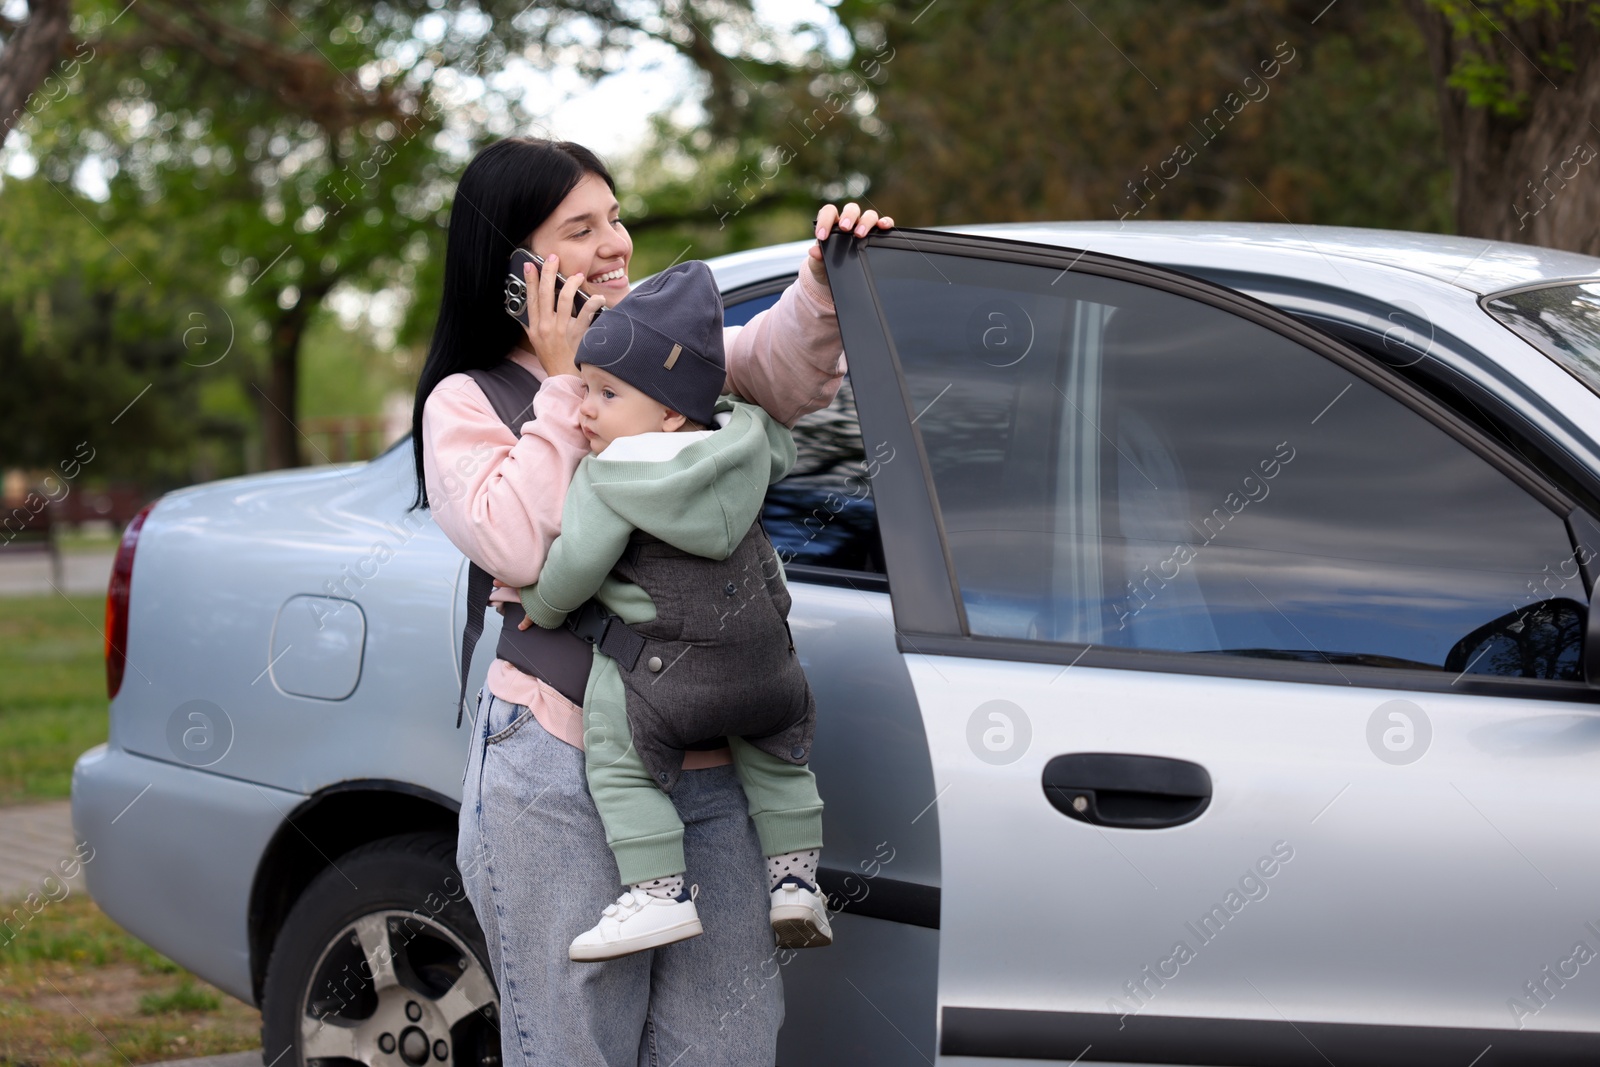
(519, 395, 796, 629)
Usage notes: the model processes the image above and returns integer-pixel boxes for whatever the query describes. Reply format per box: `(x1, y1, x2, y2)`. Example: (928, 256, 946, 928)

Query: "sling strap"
(455, 360, 550, 727)
(455, 559, 496, 728)
(452, 360, 645, 726)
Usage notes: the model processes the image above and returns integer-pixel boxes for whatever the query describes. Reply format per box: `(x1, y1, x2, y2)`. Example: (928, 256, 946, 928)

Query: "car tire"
(260, 831, 502, 1066)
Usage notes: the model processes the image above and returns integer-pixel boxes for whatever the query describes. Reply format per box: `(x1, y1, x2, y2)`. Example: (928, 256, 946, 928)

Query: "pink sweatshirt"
(421, 256, 846, 761)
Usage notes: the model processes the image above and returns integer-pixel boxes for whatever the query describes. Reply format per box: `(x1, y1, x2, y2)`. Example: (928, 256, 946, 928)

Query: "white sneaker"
(568, 888, 703, 962)
(770, 878, 833, 949)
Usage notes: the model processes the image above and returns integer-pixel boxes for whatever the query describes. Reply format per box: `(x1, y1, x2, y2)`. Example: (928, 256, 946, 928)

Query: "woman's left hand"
(490, 577, 537, 629)
(806, 202, 894, 289)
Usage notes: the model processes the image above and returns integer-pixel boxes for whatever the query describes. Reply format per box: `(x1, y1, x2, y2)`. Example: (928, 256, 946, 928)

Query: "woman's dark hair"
(410, 137, 616, 510)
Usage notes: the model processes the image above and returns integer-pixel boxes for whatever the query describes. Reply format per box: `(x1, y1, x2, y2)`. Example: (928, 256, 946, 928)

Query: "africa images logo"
(165, 699, 235, 768)
(1366, 699, 1431, 766)
(966, 699, 1032, 766)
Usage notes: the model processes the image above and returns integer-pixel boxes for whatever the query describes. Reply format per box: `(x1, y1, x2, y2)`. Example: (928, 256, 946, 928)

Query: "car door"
(717, 279, 943, 1067)
(822, 229, 1600, 1067)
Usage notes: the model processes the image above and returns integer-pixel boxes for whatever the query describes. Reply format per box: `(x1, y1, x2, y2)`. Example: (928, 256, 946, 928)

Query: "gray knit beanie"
(575, 260, 726, 426)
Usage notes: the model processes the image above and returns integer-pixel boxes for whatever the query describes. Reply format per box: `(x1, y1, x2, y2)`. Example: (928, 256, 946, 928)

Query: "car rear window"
(1483, 280, 1600, 397)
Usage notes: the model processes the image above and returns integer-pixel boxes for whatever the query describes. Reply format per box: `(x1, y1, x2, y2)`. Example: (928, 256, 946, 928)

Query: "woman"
(410, 136, 893, 1067)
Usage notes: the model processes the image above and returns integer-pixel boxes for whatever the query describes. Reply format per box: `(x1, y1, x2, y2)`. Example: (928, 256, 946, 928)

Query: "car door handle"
(1042, 753, 1212, 829)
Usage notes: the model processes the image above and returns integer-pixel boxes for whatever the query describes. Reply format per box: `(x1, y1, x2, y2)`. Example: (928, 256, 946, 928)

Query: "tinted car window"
(870, 248, 1585, 679)
(760, 377, 883, 573)
(724, 291, 781, 327)
(723, 288, 883, 573)
(1484, 281, 1600, 399)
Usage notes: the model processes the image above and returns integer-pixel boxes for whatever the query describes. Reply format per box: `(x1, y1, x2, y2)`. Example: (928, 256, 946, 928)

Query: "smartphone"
(504, 247, 599, 324)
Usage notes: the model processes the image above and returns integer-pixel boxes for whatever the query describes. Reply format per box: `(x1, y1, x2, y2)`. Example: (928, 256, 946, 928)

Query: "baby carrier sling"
(451, 361, 815, 791)
(611, 525, 816, 793)
(453, 360, 646, 727)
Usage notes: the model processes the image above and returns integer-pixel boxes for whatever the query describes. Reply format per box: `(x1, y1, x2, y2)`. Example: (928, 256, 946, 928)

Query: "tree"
(0, 178, 224, 488)
(0, 0, 71, 139)
(826, 0, 1450, 234)
(0, 0, 1487, 479)
(37, 2, 452, 469)
(1409, 0, 1600, 253)
(4, 0, 872, 469)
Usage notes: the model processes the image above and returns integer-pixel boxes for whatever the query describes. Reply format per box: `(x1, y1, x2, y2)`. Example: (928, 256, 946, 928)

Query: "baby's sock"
(631, 874, 687, 901)
(766, 848, 820, 890)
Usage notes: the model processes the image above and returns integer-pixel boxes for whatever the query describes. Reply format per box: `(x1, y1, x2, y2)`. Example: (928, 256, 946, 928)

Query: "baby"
(516, 260, 830, 961)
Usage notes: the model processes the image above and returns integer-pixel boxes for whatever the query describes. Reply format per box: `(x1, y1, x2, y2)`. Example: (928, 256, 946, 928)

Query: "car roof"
(704, 222, 1600, 298)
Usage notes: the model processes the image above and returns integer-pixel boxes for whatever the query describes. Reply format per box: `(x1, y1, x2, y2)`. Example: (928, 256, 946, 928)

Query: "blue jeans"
(458, 688, 784, 1067)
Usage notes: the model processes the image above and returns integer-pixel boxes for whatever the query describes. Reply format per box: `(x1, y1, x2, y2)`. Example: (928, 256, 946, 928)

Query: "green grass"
(0, 894, 259, 1065)
(138, 980, 221, 1015)
(0, 893, 175, 973)
(0, 600, 261, 1064)
(0, 594, 110, 805)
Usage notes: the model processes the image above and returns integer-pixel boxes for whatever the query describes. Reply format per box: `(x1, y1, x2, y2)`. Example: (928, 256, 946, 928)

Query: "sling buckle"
(565, 599, 646, 671)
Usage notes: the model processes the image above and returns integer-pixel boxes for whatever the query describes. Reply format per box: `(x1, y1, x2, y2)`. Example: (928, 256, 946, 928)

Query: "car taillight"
(106, 503, 155, 699)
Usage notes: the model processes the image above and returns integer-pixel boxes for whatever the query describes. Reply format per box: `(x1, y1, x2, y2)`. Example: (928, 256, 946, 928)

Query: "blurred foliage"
(821, 0, 1450, 232)
(59, 1, 445, 471)
(0, 161, 230, 488)
(0, 0, 1466, 486)
(1267, 9, 1453, 231)
(4, 0, 460, 472)
(1410, 0, 1600, 249)
(1421, 0, 1596, 117)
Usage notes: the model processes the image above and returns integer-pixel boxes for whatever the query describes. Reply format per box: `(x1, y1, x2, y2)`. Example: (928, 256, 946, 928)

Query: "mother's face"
(526, 172, 634, 306)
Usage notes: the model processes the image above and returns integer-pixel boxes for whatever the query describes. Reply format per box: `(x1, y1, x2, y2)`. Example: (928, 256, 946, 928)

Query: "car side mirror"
(1445, 597, 1586, 683)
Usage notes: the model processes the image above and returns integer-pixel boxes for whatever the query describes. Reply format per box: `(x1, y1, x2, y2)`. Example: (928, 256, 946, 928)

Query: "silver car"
(74, 222, 1600, 1066)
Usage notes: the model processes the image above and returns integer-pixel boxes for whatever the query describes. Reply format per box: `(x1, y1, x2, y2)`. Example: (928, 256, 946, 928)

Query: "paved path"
(0, 799, 89, 901)
(0, 549, 117, 597)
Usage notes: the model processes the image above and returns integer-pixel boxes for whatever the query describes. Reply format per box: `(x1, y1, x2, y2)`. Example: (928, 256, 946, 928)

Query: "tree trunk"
(0, 0, 74, 146)
(1409, 1, 1600, 255)
(254, 287, 328, 470)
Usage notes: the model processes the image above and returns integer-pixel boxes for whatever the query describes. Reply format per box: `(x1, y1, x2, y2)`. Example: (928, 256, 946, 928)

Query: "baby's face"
(576, 365, 685, 454)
